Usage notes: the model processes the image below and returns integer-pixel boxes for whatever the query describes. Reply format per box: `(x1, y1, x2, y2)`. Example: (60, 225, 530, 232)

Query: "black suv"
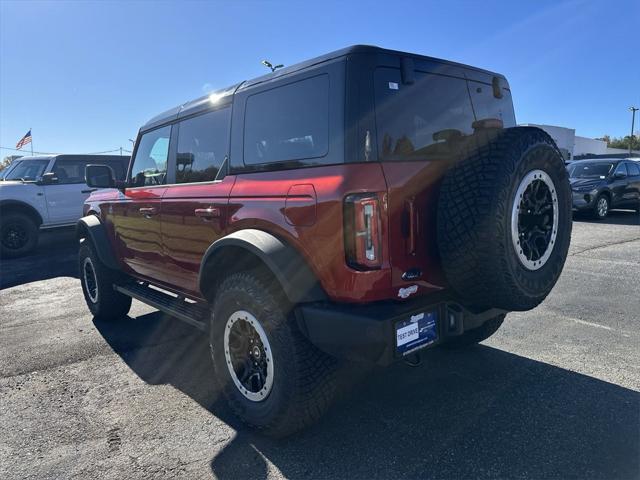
(569, 159, 640, 218)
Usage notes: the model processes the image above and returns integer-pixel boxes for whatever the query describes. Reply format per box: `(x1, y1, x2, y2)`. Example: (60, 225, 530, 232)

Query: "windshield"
(569, 162, 613, 179)
(1, 159, 50, 181)
(374, 68, 516, 162)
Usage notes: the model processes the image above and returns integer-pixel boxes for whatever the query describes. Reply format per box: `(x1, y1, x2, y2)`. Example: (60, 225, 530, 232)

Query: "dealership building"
(520, 124, 639, 160)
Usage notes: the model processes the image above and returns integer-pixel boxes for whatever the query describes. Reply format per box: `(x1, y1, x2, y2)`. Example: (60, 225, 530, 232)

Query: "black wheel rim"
(511, 170, 558, 270)
(518, 180, 555, 262)
(2, 223, 28, 250)
(224, 311, 274, 402)
(83, 258, 99, 303)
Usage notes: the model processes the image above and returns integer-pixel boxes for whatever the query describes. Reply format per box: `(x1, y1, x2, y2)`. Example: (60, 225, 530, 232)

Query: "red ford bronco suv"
(78, 45, 572, 436)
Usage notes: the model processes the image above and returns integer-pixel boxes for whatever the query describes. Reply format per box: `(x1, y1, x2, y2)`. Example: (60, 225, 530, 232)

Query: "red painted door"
(157, 106, 233, 297)
(111, 125, 172, 279)
(112, 186, 167, 279)
(158, 178, 235, 296)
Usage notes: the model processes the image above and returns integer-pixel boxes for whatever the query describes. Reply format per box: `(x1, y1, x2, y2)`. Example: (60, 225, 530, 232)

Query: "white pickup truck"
(0, 154, 129, 257)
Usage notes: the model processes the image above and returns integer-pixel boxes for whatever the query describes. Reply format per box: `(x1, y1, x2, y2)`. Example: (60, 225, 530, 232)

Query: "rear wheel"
(210, 271, 337, 437)
(593, 194, 609, 219)
(78, 242, 131, 320)
(0, 213, 39, 258)
(443, 314, 505, 349)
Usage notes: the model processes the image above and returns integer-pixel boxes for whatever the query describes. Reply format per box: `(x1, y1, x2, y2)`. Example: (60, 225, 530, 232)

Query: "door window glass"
(244, 75, 329, 165)
(52, 159, 91, 184)
(613, 163, 628, 176)
(176, 108, 231, 183)
(626, 162, 640, 176)
(130, 126, 171, 186)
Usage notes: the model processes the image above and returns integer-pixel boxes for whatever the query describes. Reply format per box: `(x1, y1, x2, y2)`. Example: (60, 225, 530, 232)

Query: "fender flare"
(198, 229, 327, 304)
(76, 215, 120, 270)
(0, 200, 44, 226)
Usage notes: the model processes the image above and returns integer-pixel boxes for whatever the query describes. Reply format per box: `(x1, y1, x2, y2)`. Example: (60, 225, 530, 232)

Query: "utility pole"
(630, 106, 639, 156)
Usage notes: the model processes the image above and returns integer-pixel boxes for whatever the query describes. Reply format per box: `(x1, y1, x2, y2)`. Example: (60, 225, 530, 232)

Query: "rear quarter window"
(243, 74, 329, 165)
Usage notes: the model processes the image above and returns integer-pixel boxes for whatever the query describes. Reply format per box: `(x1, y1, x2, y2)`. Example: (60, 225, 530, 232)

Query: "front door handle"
(194, 207, 221, 220)
(139, 207, 158, 218)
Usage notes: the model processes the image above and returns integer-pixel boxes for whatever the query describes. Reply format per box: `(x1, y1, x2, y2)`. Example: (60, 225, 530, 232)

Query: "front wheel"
(0, 213, 39, 258)
(593, 194, 609, 219)
(78, 242, 131, 321)
(210, 271, 337, 437)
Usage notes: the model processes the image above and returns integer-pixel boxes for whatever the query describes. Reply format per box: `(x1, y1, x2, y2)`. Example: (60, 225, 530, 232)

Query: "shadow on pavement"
(0, 228, 78, 289)
(94, 312, 639, 480)
(573, 209, 640, 226)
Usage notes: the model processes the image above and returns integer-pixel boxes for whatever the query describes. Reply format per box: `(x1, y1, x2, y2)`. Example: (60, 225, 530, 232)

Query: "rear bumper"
(295, 292, 505, 366)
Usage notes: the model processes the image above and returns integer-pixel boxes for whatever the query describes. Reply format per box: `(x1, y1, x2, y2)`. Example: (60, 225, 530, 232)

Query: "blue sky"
(1, 0, 638, 156)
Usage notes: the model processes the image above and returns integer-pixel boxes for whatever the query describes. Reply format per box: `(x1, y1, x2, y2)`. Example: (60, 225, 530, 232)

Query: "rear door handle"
(194, 207, 220, 220)
(139, 207, 158, 217)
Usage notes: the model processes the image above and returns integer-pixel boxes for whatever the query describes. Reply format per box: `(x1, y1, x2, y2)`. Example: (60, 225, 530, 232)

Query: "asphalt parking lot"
(1, 211, 638, 480)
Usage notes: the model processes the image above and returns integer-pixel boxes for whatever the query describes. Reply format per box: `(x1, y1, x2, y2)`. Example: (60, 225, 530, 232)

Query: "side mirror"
(613, 172, 627, 180)
(86, 164, 115, 188)
(39, 172, 58, 185)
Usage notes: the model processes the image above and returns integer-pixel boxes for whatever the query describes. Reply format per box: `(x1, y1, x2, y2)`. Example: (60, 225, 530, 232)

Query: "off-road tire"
(210, 271, 337, 437)
(443, 314, 506, 349)
(593, 194, 609, 219)
(0, 213, 39, 258)
(78, 241, 131, 320)
(437, 127, 572, 311)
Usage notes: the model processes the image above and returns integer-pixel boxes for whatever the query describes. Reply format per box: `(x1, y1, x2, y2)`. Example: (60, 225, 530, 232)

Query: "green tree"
(597, 135, 640, 151)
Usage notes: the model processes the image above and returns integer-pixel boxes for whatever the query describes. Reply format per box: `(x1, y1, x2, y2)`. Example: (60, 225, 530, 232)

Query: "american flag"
(16, 130, 32, 150)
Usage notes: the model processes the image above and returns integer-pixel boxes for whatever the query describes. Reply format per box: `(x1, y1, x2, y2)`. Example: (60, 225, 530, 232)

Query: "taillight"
(344, 193, 383, 269)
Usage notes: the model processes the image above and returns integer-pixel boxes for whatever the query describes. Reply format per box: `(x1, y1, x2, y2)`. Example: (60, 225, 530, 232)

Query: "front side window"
(52, 159, 92, 184)
(613, 162, 628, 176)
(130, 126, 171, 186)
(244, 74, 329, 165)
(374, 68, 515, 162)
(176, 108, 231, 183)
(1, 159, 49, 181)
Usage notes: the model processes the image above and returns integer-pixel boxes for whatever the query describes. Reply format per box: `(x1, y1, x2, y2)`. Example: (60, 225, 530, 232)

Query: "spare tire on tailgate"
(437, 126, 572, 311)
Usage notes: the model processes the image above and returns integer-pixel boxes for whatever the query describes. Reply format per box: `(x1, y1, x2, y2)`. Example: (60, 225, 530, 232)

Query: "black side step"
(115, 282, 209, 331)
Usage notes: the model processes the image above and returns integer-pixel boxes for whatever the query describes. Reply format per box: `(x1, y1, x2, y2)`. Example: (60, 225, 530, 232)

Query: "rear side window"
(627, 162, 640, 176)
(130, 126, 171, 186)
(374, 68, 515, 162)
(176, 108, 231, 183)
(244, 75, 329, 165)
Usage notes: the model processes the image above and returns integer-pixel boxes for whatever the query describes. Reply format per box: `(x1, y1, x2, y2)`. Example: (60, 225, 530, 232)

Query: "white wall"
(574, 136, 607, 156)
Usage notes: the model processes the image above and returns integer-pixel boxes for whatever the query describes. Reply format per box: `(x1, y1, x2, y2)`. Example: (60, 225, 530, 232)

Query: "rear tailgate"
(374, 64, 516, 298)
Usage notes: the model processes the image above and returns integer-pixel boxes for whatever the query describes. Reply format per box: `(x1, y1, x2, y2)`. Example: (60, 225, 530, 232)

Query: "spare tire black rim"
(2, 223, 27, 250)
(511, 169, 558, 270)
(224, 310, 274, 402)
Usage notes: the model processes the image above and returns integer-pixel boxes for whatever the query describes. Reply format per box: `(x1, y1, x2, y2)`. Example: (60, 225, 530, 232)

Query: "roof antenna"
(261, 60, 284, 73)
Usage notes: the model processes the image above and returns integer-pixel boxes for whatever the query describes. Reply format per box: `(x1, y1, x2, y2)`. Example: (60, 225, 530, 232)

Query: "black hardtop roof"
(141, 44, 507, 132)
